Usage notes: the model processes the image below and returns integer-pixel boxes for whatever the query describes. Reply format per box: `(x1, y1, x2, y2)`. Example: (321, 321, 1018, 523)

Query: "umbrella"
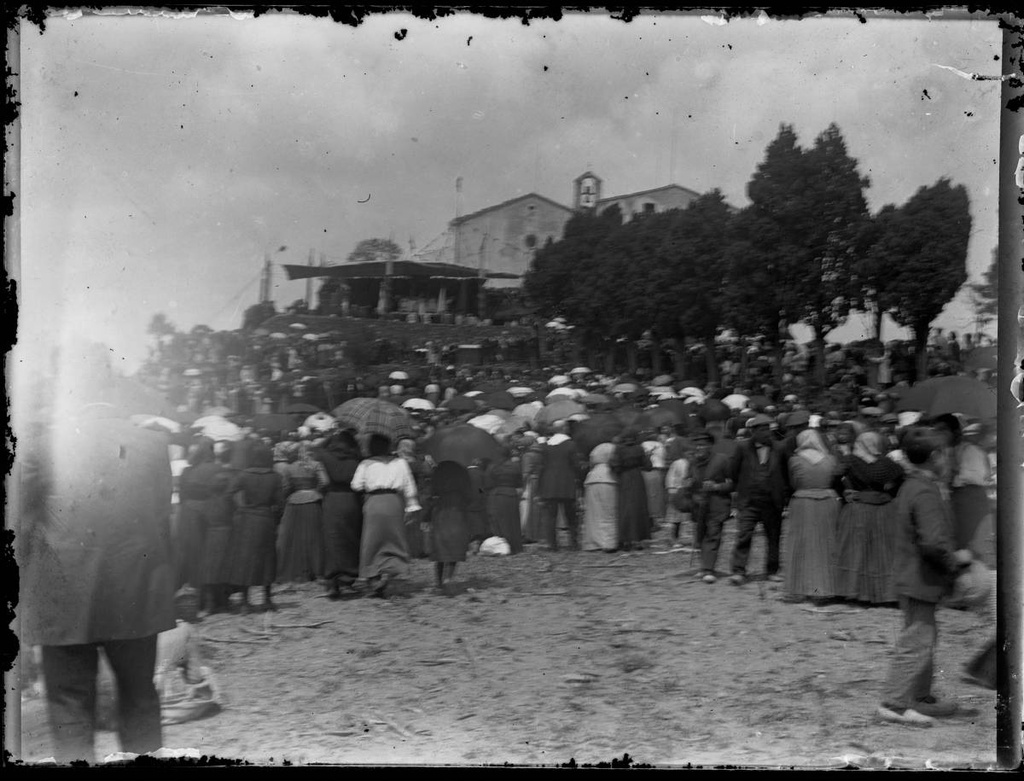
(253, 328, 270, 337)
(421, 424, 502, 468)
(610, 383, 639, 395)
(402, 398, 436, 411)
(894, 376, 996, 420)
(302, 333, 320, 341)
(289, 323, 307, 330)
(284, 402, 321, 414)
(270, 332, 288, 339)
(722, 394, 750, 411)
(443, 395, 481, 412)
(201, 405, 234, 418)
(129, 414, 181, 434)
(638, 407, 684, 430)
(507, 386, 534, 398)
(331, 397, 416, 441)
(699, 399, 732, 422)
(573, 413, 625, 457)
(463, 390, 484, 398)
(652, 374, 675, 387)
(535, 399, 586, 427)
(389, 370, 410, 381)
(250, 413, 298, 433)
(304, 412, 336, 432)
(513, 402, 542, 421)
(581, 392, 612, 407)
(548, 375, 569, 387)
(569, 366, 593, 375)
(183, 368, 202, 377)
(191, 416, 243, 442)
(481, 390, 517, 411)
(614, 407, 645, 427)
(546, 387, 582, 401)
(964, 346, 998, 373)
(748, 395, 772, 410)
(467, 413, 509, 436)
(646, 386, 677, 398)
(678, 387, 706, 401)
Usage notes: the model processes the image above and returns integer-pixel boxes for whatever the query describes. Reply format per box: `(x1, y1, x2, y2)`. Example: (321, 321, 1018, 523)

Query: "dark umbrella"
(894, 376, 996, 420)
(964, 346, 997, 373)
(638, 406, 683, 430)
(613, 407, 645, 428)
(481, 390, 517, 412)
(443, 395, 482, 413)
(284, 402, 321, 414)
(747, 395, 772, 411)
(421, 424, 502, 468)
(698, 399, 732, 422)
(331, 397, 416, 441)
(573, 413, 625, 458)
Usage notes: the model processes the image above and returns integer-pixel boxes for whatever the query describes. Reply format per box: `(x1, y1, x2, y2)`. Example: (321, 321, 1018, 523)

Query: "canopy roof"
(283, 261, 520, 281)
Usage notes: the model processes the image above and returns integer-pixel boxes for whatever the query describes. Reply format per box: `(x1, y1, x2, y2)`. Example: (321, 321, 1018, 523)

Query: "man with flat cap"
(728, 413, 790, 585)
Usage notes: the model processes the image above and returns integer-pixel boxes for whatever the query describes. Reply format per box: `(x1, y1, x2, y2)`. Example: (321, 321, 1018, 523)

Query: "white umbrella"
(290, 323, 307, 330)
(546, 321, 567, 330)
(304, 412, 336, 432)
(646, 387, 677, 399)
(389, 371, 410, 381)
(183, 368, 202, 377)
(506, 386, 534, 398)
(302, 333, 319, 341)
(464, 390, 484, 398)
(191, 416, 243, 442)
(546, 387, 581, 401)
(722, 394, 750, 411)
(569, 367, 592, 375)
(129, 415, 181, 433)
(513, 402, 542, 421)
(549, 375, 571, 387)
(402, 398, 436, 411)
(467, 414, 507, 436)
(270, 332, 287, 340)
(678, 387, 706, 399)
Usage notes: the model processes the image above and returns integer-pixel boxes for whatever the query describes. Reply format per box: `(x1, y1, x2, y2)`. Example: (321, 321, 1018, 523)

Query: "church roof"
(449, 192, 573, 227)
(282, 260, 520, 281)
(596, 182, 703, 205)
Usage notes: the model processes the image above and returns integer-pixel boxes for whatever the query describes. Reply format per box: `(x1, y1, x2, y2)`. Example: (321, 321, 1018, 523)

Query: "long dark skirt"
(951, 485, 991, 552)
(177, 499, 207, 589)
(430, 504, 470, 564)
(522, 477, 544, 543)
(230, 506, 278, 586)
(487, 487, 523, 554)
(834, 500, 896, 604)
(322, 491, 363, 582)
(277, 501, 325, 583)
(617, 470, 650, 545)
(201, 521, 235, 586)
(359, 493, 409, 579)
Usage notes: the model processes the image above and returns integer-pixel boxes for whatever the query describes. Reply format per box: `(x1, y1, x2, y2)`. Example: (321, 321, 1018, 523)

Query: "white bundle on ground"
(478, 536, 511, 556)
(154, 620, 223, 725)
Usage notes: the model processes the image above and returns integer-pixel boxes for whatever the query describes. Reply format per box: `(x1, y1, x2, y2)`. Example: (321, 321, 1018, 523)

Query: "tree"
(242, 301, 277, 331)
(346, 238, 403, 265)
(969, 248, 998, 332)
(872, 178, 971, 381)
(853, 204, 899, 342)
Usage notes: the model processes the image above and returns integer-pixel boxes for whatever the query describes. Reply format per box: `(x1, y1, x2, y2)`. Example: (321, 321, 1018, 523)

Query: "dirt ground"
(17, 520, 1004, 769)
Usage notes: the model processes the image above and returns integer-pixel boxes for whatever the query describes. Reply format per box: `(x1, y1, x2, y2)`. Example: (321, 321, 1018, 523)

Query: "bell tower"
(573, 171, 602, 211)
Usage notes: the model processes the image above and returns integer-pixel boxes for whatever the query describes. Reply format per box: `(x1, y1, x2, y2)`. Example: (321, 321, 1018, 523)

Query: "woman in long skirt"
(398, 438, 429, 560)
(641, 431, 668, 531)
(201, 442, 240, 611)
(316, 430, 363, 599)
(663, 438, 692, 548)
(486, 448, 524, 554)
(834, 431, 904, 604)
(582, 443, 618, 552)
(520, 438, 545, 543)
(276, 442, 329, 583)
(784, 430, 842, 603)
(351, 433, 420, 598)
(611, 431, 651, 551)
(426, 460, 473, 590)
(229, 442, 283, 611)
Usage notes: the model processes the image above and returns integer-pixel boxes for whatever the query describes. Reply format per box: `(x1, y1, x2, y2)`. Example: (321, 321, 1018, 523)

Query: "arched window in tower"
(524, 234, 538, 249)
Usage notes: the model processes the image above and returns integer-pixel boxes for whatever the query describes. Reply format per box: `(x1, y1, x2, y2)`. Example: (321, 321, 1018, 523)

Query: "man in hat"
(687, 430, 736, 583)
(728, 414, 790, 586)
(537, 420, 584, 551)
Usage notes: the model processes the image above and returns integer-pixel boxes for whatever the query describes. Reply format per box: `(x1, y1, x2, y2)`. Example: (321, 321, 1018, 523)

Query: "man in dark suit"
(538, 421, 583, 551)
(728, 414, 790, 585)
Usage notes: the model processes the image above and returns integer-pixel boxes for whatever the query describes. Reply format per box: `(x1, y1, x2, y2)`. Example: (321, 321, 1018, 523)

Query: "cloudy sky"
(16, 9, 1004, 377)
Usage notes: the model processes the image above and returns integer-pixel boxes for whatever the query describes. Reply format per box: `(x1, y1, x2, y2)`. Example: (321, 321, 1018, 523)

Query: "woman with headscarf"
(351, 433, 420, 598)
(177, 438, 234, 613)
(486, 446, 524, 554)
(640, 430, 668, 531)
(425, 460, 473, 590)
(316, 430, 364, 599)
(276, 441, 329, 583)
(783, 429, 842, 603)
(610, 429, 652, 551)
(581, 443, 618, 553)
(228, 441, 284, 611)
(834, 431, 905, 604)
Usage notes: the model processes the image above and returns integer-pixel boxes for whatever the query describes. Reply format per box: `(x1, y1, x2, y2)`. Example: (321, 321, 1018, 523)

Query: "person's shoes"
(913, 696, 958, 718)
(876, 705, 934, 726)
(766, 574, 784, 583)
(702, 573, 717, 584)
(728, 574, 746, 586)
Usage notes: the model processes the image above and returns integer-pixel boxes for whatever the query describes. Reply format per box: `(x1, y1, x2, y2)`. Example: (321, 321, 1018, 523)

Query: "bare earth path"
(19, 525, 999, 768)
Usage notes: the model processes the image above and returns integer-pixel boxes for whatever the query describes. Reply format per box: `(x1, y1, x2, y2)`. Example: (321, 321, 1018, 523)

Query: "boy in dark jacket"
(877, 427, 973, 725)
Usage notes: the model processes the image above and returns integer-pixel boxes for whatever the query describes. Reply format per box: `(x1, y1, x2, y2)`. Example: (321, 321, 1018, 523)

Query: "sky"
(14, 9, 1005, 383)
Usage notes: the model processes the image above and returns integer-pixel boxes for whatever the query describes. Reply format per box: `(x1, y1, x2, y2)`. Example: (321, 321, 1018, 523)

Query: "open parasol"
(894, 376, 996, 420)
(481, 390, 517, 412)
(331, 397, 415, 441)
(421, 424, 502, 468)
(573, 413, 625, 458)
(535, 399, 587, 427)
(722, 394, 750, 411)
(402, 398, 436, 412)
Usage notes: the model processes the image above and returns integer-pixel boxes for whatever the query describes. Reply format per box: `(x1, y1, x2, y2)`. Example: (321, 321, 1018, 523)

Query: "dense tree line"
(523, 122, 972, 387)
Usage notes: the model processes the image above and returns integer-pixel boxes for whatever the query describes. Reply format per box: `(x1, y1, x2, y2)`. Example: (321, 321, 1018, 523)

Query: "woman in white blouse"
(351, 433, 421, 598)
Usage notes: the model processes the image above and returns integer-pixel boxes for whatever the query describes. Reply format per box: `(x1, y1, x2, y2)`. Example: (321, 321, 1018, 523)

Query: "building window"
(524, 234, 537, 249)
(643, 202, 656, 214)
